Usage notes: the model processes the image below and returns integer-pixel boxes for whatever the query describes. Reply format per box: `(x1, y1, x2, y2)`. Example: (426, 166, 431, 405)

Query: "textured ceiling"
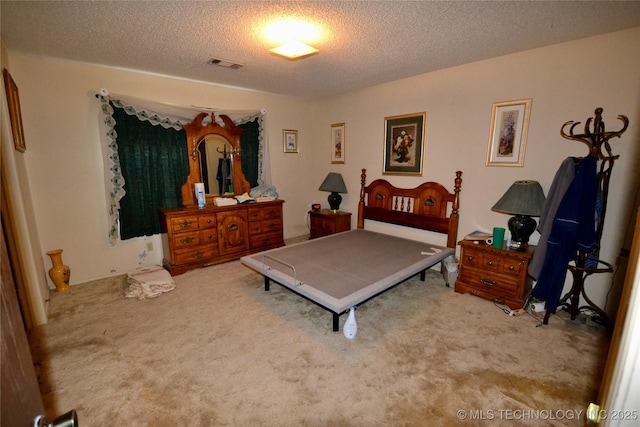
(2, 1, 640, 98)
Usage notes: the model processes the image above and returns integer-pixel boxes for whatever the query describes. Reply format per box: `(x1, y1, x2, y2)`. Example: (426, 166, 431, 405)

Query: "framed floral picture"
(383, 112, 426, 175)
(283, 129, 298, 153)
(486, 99, 532, 166)
(3, 69, 26, 152)
(330, 122, 345, 164)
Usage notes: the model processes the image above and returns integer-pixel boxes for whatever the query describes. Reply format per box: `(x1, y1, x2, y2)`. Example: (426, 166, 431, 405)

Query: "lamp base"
(327, 192, 342, 212)
(508, 215, 537, 247)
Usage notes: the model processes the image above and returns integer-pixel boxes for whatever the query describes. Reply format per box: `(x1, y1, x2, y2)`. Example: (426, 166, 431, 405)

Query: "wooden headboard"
(357, 169, 463, 248)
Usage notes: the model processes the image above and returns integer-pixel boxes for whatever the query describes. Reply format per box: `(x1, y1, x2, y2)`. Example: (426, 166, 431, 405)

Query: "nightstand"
(454, 240, 534, 309)
(308, 209, 351, 239)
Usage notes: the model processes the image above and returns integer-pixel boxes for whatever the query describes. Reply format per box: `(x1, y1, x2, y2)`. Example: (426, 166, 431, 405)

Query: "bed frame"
(241, 168, 463, 332)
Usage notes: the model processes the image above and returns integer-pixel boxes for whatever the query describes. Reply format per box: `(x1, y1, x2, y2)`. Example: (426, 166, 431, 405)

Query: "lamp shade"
(491, 180, 545, 216)
(319, 173, 348, 194)
(319, 172, 347, 211)
(492, 180, 546, 247)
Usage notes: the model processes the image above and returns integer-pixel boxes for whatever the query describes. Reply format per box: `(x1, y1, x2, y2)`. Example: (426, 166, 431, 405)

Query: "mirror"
(197, 135, 234, 196)
(181, 113, 250, 206)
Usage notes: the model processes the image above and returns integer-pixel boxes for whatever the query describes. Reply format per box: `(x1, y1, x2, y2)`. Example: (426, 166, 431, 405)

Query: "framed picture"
(283, 129, 298, 153)
(383, 112, 426, 175)
(330, 122, 345, 163)
(3, 69, 26, 152)
(486, 99, 532, 167)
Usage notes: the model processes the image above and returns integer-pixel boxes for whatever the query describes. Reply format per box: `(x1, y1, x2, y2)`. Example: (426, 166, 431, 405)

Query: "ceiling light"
(269, 40, 319, 60)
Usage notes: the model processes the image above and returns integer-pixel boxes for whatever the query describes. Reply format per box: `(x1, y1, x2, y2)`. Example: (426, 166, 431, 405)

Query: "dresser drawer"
(249, 219, 282, 235)
(248, 205, 282, 221)
(250, 232, 283, 249)
(173, 245, 219, 265)
(169, 216, 200, 233)
(198, 215, 217, 229)
(200, 229, 217, 244)
(172, 230, 201, 248)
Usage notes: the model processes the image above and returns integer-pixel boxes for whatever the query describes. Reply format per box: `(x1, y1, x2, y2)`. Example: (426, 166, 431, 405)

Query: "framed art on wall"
(330, 122, 345, 163)
(383, 112, 426, 175)
(486, 99, 531, 167)
(283, 129, 298, 153)
(3, 69, 26, 152)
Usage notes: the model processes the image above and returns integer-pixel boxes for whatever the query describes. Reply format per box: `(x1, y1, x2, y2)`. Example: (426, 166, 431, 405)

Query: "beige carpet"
(29, 259, 609, 426)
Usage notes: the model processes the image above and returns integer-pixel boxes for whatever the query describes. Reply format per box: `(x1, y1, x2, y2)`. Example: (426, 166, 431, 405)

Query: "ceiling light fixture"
(263, 18, 322, 60)
(269, 40, 319, 60)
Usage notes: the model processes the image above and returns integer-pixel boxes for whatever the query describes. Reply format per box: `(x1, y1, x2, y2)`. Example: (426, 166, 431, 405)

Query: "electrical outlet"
(146, 242, 153, 251)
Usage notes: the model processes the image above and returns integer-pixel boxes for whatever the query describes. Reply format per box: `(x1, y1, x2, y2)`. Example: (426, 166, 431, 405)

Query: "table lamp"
(319, 172, 348, 212)
(491, 180, 546, 248)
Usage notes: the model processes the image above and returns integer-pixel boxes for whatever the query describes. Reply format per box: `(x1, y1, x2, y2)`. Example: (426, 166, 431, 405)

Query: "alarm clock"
(311, 203, 321, 212)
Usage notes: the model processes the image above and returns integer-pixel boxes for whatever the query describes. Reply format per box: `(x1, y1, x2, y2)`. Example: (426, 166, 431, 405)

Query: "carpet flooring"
(29, 259, 609, 426)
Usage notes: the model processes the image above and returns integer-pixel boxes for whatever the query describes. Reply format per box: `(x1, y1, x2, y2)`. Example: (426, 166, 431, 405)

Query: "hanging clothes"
(528, 157, 578, 280)
(531, 155, 598, 312)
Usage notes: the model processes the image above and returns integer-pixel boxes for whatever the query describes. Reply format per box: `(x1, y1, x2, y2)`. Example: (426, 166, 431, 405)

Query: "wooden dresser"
(159, 200, 284, 275)
(308, 209, 352, 239)
(454, 240, 534, 310)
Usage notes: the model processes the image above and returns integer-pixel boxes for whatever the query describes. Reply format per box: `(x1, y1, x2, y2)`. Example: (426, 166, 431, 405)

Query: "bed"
(241, 168, 463, 332)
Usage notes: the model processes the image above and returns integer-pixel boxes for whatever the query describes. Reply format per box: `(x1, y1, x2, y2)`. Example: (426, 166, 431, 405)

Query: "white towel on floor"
(125, 265, 175, 300)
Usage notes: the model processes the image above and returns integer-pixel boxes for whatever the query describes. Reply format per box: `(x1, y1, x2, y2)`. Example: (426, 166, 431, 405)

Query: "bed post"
(447, 171, 463, 248)
(357, 168, 367, 229)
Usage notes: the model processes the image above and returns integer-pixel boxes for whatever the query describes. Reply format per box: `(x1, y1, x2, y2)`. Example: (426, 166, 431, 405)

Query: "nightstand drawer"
(459, 269, 519, 296)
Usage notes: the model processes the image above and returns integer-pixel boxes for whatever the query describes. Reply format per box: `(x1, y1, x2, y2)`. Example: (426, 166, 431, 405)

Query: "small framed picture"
(330, 122, 345, 164)
(383, 112, 426, 176)
(3, 69, 26, 153)
(486, 99, 532, 167)
(283, 129, 298, 153)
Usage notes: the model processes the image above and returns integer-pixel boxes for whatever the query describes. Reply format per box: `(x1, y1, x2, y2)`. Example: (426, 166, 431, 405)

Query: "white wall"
(310, 27, 640, 317)
(4, 27, 639, 324)
(5, 56, 316, 290)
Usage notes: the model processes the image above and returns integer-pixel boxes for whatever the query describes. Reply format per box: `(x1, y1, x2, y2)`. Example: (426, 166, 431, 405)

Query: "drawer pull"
(467, 256, 474, 261)
(179, 220, 193, 229)
(180, 236, 195, 244)
(480, 277, 496, 286)
(263, 237, 272, 243)
(508, 265, 515, 271)
(192, 251, 205, 259)
(228, 223, 239, 232)
(487, 261, 493, 266)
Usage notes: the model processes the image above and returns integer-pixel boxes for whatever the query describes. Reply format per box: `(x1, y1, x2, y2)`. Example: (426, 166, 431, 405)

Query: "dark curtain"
(239, 119, 260, 188)
(113, 105, 189, 239)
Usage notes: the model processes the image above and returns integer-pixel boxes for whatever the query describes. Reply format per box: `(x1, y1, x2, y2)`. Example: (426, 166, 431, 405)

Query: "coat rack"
(543, 108, 628, 328)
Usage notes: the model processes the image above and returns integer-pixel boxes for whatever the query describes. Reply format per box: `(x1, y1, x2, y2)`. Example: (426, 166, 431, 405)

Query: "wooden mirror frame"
(181, 113, 251, 206)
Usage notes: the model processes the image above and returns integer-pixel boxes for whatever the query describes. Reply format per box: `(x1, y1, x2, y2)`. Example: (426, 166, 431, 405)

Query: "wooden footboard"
(357, 168, 462, 248)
